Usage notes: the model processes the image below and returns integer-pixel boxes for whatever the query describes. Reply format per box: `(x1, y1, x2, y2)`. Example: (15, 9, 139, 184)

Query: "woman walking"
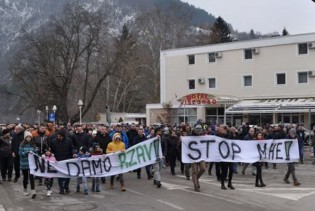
(19, 131, 37, 198)
(254, 132, 266, 187)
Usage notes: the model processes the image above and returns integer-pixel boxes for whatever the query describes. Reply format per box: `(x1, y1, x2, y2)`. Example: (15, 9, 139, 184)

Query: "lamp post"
(45, 106, 49, 122)
(52, 105, 57, 124)
(37, 110, 41, 125)
(78, 100, 83, 125)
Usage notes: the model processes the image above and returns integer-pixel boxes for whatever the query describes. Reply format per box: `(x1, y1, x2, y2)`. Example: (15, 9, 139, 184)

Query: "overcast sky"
(182, 0, 315, 35)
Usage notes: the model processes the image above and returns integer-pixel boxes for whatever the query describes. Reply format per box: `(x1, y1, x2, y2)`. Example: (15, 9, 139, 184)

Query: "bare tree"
(9, 3, 116, 123)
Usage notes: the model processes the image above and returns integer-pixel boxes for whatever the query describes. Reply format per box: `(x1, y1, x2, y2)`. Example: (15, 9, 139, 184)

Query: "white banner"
(182, 135, 300, 163)
(29, 137, 162, 178)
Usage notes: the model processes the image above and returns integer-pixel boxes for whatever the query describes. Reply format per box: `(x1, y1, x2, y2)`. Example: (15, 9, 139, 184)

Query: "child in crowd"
(76, 146, 90, 195)
(19, 131, 37, 198)
(42, 149, 56, 196)
(90, 142, 103, 192)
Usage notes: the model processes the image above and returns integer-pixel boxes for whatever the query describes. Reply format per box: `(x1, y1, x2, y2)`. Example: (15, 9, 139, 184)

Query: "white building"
(146, 33, 315, 128)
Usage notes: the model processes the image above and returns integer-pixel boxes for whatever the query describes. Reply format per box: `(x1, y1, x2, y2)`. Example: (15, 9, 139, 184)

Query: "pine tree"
(282, 27, 289, 36)
(209, 16, 231, 43)
(249, 29, 256, 39)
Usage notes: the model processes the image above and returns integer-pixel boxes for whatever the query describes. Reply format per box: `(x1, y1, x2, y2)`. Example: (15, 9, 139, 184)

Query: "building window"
(208, 53, 216, 63)
(188, 79, 195, 89)
(243, 75, 252, 87)
(298, 43, 308, 55)
(208, 78, 216, 88)
(244, 49, 252, 60)
(298, 72, 308, 84)
(276, 73, 286, 85)
(188, 55, 195, 64)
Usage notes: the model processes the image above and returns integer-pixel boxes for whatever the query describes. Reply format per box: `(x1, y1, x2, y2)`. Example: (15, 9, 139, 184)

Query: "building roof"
(226, 98, 315, 114)
(161, 33, 315, 57)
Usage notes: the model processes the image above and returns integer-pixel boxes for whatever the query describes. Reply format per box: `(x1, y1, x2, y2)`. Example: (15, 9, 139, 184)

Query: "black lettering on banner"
(284, 141, 293, 160)
(187, 141, 201, 160)
(92, 159, 103, 175)
(200, 140, 216, 158)
(127, 148, 137, 167)
(231, 143, 241, 160)
(257, 143, 267, 160)
(153, 139, 160, 159)
(268, 143, 276, 160)
(34, 156, 45, 173)
(219, 141, 230, 159)
(47, 161, 57, 173)
(103, 156, 112, 172)
(66, 162, 80, 176)
(276, 143, 283, 160)
(81, 160, 92, 176)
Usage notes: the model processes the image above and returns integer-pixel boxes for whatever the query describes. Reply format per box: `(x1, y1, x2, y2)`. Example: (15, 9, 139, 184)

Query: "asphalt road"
(0, 147, 315, 211)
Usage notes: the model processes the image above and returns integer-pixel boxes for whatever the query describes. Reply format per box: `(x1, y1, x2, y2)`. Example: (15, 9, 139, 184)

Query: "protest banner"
(181, 135, 299, 163)
(29, 137, 162, 178)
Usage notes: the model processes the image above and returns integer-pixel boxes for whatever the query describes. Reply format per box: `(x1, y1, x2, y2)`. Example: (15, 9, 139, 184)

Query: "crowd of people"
(0, 121, 311, 198)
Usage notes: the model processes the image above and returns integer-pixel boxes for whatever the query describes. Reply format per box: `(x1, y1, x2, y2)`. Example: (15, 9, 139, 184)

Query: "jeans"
(77, 177, 88, 192)
(45, 178, 54, 190)
(92, 177, 100, 191)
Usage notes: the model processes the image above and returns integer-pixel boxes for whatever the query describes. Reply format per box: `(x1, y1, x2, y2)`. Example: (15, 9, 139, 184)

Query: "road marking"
(0, 205, 5, 211)
(240, 188, 315, 201)
(180, 188, 243, 205)
(161, 182, 190, 190)
(156, 199, 184, 210)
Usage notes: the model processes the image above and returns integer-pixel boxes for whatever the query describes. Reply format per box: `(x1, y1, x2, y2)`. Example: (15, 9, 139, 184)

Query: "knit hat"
(154, 126, 163, 134)
(113, 133, 122, 141)
(194, 124, 203, 130)
(24, 131, 33, 139)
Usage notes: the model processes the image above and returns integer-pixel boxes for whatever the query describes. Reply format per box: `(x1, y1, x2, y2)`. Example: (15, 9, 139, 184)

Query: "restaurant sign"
(179, 93, 217, 105)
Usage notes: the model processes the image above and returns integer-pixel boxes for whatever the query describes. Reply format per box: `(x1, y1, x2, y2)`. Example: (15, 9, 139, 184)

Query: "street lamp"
(52, 105, 57, 124)
(45, 106, 49, 122)
(78, 100, 83, 125)
(37, 110, 41, 125)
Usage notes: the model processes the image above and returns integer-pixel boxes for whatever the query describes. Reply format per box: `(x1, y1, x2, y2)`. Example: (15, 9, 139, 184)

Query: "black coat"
(92, 132, 111, 154)
(166, 136, 179, 157)
(0, 136, 11, 156)
(11, 131, 24, 154)
(71, 132, 91, 151)
(50, 137, 74, 161)
(133, 134, 147, 145)
(127, 129, 138, 147)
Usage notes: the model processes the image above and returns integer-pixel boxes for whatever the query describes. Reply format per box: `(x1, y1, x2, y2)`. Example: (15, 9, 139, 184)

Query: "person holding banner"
(19, 131, 37, 198)
(284, 129, 301, 186)
(76, 146, 90, 195)
(219, 125, 235, 190)
(191, 124, 206, 192)
(50, 129, 75, 194)
(90, 143, 103, 192)
(253, 132, 266, 188)
(106, 133, 126, 191)
(42, 149, 56, 196)
(152, 127, 164, 188)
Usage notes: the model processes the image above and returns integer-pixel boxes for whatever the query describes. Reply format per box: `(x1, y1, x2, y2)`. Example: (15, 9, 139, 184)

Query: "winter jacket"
(11, 131, 24, 155)
(132, 134, 147, 146)
(92, 132, 111, 154)
(33, 132, 49, 155)
(19, 143, 36, 170)
(127, 129, 138, 147)
(50, 137, 74, 161)
(106, 141, 125, 154)
(0, 136, 11, 157)
(71, 132, 91, 151)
